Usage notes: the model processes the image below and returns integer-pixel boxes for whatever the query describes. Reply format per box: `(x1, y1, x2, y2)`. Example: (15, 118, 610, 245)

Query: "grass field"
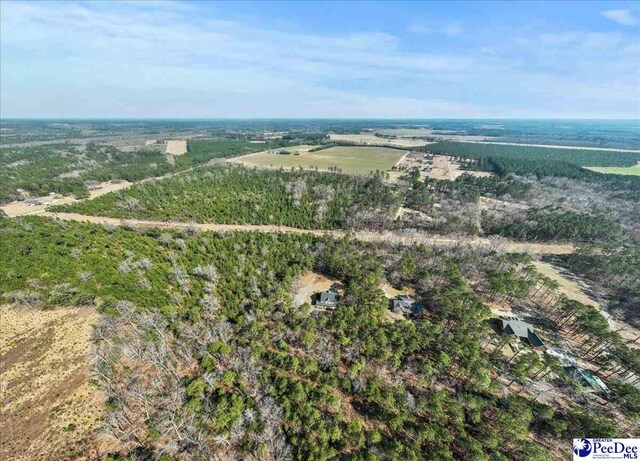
(585, 165, 640, 176)
(234, 145, 407, 174)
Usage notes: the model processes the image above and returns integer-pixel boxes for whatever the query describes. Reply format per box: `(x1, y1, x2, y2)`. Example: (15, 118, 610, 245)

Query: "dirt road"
(39, 211, 574, 255)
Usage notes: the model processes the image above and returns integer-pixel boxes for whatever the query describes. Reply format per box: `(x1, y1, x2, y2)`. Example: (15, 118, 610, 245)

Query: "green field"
(236, 145, 406, 174)
(585, 165, 640, 176)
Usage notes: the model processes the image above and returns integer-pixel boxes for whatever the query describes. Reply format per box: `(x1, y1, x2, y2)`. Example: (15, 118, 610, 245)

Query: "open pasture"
(234, 145, 407, 175)
(585, 165, 640, 176)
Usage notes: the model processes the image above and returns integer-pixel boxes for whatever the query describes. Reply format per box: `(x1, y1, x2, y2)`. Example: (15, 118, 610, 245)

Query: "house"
(564, 365, 610, 395)
(313, 290, 337, 309)
(392, 295, 423, 316)
(498, 318, 545, 349)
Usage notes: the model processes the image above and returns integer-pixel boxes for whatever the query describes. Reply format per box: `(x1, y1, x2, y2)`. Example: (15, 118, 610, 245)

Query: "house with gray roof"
(392, 295, 423, 316)
(498, 318, 545, 349)
(313, 289, 337, 309)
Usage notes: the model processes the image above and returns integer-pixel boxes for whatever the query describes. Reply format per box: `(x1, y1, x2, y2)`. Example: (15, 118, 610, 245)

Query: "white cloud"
(0, 1, 638, 118)
(602, 9, 637, 26)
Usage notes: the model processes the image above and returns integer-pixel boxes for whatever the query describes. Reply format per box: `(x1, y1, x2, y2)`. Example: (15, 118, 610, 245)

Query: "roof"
(499, 318, 544, 347)
(319, 291, 337, 303)
(314, 290, 337, 307)
(393, 295, 423, 315)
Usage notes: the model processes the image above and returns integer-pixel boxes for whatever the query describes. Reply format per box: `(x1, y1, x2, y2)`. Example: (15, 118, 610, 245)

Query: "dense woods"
(0, 140, 282, 204)
(422, 142, 640, 199)
(1, 217, 635, 460)
(52, 166, 400, 230)
(482, 207, 622, 242)
(427, 141, 640, 168)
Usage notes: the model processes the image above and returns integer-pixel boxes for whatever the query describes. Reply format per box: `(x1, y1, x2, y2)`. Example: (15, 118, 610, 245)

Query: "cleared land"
(377, 128, 490, 142)
(585, 165, 640, 176)
(0, 306, 110, 461)
(533, 261, 600, 308)
(233, 145, 406, 175)
(165, 140, 187, 156)
(1, 180, 133, 217)
(293, 271, 340, 307)
(328, 133, 429, 148)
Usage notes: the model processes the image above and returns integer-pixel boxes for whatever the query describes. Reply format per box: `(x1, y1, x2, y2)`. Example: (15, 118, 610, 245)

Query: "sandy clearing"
(379, 283, 417, 322)
(293, 271, 340, 307)
(533, 261, 640, 348)
(428, 155, 457, 180)
(2, 155, 227, 219)
(164, 140, 187, 156)
(533, 261, 600, 308)
(36, 211, 574, 254)
(396, 206, 432, 222)
(1, 180, 134, 218)
(0, 305, 111, 461)
(379, 282, 415, 299)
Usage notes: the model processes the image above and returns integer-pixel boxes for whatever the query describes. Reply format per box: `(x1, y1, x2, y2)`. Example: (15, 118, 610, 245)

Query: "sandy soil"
(395, 207, 432, 222)
(379, 282, 417, 322)
(429, 155, 456, 180)
(533, 261, 600, 308)
(1, 181, 133, 218)
(0, 305, 110, 461)
(293, 271, 340, 307)
(165, 140, 187, 156)
(533, 261, 640, 349)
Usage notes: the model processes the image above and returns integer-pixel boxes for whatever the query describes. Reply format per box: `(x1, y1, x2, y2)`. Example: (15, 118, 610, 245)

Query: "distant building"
(313, 290, 337, 309)
(393, 295, 423, 316)
(564, 365, 610, 395)
(498, 318, 545, 349)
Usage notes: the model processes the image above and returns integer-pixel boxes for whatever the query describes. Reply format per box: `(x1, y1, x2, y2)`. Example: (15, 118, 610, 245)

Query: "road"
(39, 211, 574, 255)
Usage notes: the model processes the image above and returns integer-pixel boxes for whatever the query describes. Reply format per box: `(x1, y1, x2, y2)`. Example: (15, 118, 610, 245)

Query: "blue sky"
(1, 0, 639, 118)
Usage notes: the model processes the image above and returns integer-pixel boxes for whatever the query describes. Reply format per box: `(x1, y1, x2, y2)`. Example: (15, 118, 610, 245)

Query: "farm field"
(585, 165, 640, 176)
(233, 145, 406, 175)
(328, 133, 429, 147)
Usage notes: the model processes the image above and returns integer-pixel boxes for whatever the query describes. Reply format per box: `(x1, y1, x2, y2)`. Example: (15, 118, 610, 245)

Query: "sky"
(1, 0, 639, 119)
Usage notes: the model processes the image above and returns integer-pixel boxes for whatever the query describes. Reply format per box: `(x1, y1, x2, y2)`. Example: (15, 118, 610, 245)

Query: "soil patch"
(0, 305, 111, 460)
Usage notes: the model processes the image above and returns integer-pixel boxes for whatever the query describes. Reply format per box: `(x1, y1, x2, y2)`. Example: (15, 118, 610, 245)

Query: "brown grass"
(0, 305, 111, 461)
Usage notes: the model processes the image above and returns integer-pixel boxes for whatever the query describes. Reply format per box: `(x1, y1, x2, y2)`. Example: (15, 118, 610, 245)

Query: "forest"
(555, 242, 640, 328)
(1, 216, 636, 461)
(426, 141, 640, 168)
(423, 142, 640, 199)
(0, 140, 285, 204)
(51, 166, 400, 230)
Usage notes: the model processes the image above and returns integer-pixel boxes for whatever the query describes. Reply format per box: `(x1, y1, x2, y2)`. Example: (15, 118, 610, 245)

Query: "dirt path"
(38, 211, 574, 254)
(1, 158, 224, 218)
